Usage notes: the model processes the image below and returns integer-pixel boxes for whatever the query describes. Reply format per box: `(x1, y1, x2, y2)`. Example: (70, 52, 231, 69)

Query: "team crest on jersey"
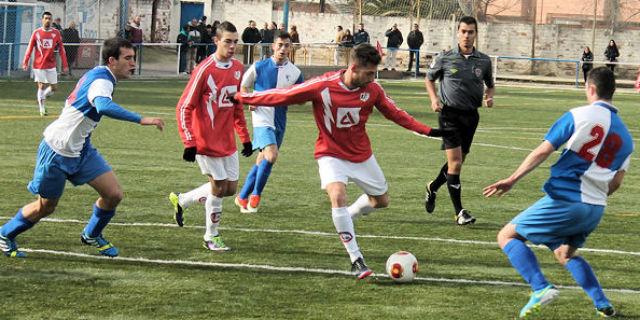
(336, 107, 360, 128)
(234, 71, 241, 80)
(474, 67, 482, 78)
(360, 92, 370, 102)
(42, 39, 53, 49)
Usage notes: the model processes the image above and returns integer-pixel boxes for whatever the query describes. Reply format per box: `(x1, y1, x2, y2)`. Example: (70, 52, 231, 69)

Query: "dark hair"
(215, 21, 237, 38)
(42, 12, 52, 18)
(102, 37, 133, 65)
(608, 39, 617, 48)
(458, 16, 478, 31)
(350, 43, 381, 67)
(276, 32, 291, 41)
(249, 20, 255, 24)
(337, 25, 343, 30)
(587, 67, 616, 100)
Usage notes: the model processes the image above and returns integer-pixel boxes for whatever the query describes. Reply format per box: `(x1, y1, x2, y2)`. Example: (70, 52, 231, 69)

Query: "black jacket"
(581, 51, 593, 69)
(385, 28, 403, 48)
(242, 27, 262, 44)
(407, 30, 424, 49)
(604, 46, 619, 62)
(261, 28, 274, 43)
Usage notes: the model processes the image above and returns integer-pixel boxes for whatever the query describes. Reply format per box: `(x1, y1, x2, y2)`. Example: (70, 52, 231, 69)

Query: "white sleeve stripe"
(179, 56, 216, 141)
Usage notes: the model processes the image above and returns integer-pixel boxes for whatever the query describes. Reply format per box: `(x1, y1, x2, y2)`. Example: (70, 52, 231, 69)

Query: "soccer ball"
(386, 251, 419, 283)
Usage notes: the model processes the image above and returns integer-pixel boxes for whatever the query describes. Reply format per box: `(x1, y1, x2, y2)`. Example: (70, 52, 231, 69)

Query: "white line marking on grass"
(4, 217, 639, 257)
(20, 248, 640, 294)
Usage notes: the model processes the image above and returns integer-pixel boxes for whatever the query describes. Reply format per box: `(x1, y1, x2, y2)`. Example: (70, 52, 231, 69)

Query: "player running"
(174, 21, 253, 252)
(0, 38, 164, 258)
(23, 11, 68, 116)
(232, 43, 451, 279)
(484, 67, 632, 319)
(169, 32, 303, 216)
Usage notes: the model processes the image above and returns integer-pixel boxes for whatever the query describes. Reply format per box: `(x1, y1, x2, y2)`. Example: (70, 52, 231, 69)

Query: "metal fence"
(4, 41, 639, 88)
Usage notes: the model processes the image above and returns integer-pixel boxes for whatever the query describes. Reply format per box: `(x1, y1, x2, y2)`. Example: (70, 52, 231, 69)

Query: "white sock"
(179, 182, 211, 209)
(204, 193, 223, 241)
(37, 89, 45, 112)
(43, 86, 53, 97)
(348, 194, 376, 220)
(332, 207, 362, 263)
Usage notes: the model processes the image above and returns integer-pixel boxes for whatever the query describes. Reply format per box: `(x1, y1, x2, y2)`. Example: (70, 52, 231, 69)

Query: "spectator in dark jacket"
(406, 23, 424, 72)
(581, 46, 593, 83)
(604, 39, 619, 72)
(242, 20, 262, 64)
(384, 23, 403, 70)
(289, 25, 300, 64)
(177, 24, 190, 74)
(260, 22, 275, 59)
(196, 17, 209, 63)
(353, 23, 370, 45)
(62, 21, 80, 73)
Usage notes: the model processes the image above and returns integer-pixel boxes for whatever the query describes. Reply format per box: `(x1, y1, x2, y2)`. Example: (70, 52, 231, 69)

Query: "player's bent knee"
(104, 190, 124, 206)
(553, 247, 574, 265)
(371, 194, 389, 208)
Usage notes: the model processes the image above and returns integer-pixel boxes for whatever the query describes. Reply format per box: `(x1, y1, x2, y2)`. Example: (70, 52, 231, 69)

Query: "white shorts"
(195, 152, 239, 181)
(317, 155, 388, 196)
(33, 68, 58, 84)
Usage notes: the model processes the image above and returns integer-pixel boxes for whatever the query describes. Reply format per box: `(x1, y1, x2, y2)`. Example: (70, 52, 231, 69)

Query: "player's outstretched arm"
(140, 117, 165, 131)
(483, 141, 555, 197)
(233, 79, 318, 107)
(22, 32, 36, 70)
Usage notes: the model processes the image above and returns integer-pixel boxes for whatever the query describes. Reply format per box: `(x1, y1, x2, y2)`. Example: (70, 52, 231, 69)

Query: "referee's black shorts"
(438, 107, 479, 154)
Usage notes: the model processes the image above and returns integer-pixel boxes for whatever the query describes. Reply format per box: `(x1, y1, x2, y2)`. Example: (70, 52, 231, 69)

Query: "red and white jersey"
(23, 27, 68, 70)
(176, 55, 251, 157)
(237, 70, 433, 162)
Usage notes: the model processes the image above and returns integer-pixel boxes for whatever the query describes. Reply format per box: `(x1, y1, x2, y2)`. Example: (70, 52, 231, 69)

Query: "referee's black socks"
(446, 174, 464, 214)
(430, 163, 449, 191)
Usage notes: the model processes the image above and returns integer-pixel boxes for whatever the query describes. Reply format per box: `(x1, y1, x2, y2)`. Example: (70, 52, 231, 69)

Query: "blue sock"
(252, 159, 273, 196)
(0, 209, 35, 239)
(503, 239, 549, 291)
(83, 204, 116, 238)
(566, 256, 610, 308)
(239, 165, 259, 199)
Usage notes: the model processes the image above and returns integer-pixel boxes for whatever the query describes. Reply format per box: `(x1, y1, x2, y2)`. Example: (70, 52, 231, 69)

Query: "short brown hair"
(350, 43, 381, 67)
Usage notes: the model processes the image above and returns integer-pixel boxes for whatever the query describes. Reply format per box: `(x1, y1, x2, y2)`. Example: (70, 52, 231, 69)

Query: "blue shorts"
(27, 140, 112, 199)
(512, 195, 605, 250)
(252, 126, 285, 150)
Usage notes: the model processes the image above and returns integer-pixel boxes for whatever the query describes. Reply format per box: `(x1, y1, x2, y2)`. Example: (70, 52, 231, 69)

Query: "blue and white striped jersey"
(241, 58, 304, 130)
(43, 66, 120, 157)
(543, 101, 633, 205)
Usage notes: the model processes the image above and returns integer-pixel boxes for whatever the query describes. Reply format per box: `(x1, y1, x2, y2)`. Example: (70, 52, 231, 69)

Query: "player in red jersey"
(22, 11, 68, 116)
(234, 43, 451, 279)
(175, 21, 253, 252)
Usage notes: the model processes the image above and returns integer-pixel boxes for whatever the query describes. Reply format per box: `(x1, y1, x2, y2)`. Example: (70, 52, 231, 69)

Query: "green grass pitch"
(0, 79, 638, 319)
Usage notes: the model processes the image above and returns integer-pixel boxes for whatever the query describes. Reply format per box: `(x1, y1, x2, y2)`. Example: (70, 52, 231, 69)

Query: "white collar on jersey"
(212, 55, 233, 69)
(592, 100, 618, 113)
(270, 56, 289, 67)
(99, 66, 118, 83)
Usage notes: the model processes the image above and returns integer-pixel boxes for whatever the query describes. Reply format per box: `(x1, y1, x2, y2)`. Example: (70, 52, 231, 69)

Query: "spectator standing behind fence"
(196, 17, 209, 63)
(341, 29, 354, 63)
(260, 22, 275, 59)
(187, 20, 201, 73)
(52, 17, 62, 31)
(407, 23, 424, 73)
(383, 23, 402, 71)
(581, 46, 593, 83)
(333, 25, 345, 66)
(353, 23, 370, 45)
(604, 40, 619, 72)
(289, 25, 300, 64)
(128, 16, 143, 44)
(62, 21, 80, 74)
(242, 20, 262, 64)
(177, 24, 190, 74)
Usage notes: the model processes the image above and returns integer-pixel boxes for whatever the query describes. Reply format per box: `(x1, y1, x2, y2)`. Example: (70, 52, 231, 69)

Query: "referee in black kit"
(424, 16, 495, 225)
